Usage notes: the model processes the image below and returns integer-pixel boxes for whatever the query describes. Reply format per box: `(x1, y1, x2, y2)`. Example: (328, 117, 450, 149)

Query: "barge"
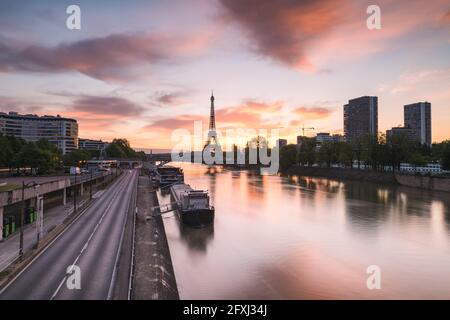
(170, 183, 215, 228)
(155, 165, 184, 187)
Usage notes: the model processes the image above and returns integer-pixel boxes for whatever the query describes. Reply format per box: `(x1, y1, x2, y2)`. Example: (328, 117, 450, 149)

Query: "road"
(0, 170, 137, 300)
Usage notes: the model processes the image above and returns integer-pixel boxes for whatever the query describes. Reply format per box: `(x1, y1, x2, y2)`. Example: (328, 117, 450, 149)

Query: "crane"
(300, 125, 315, 136)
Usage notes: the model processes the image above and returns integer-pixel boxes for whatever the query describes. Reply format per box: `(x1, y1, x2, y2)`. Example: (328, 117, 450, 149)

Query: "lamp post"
(73, 171, 77, 215)
(19, 181, 40, 259)
(35, 192, 43, 248)
(90, 169, 93, 200)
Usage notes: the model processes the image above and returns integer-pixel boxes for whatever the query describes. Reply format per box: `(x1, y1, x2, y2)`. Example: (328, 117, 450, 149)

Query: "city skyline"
(0, 0, 449, 149)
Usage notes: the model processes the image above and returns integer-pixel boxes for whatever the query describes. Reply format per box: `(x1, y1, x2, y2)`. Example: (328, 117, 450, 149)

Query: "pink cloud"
(0, 31, 214, 81)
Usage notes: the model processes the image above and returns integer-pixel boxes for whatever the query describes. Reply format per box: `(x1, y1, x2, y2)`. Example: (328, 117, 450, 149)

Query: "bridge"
(146, 153, 172, 162)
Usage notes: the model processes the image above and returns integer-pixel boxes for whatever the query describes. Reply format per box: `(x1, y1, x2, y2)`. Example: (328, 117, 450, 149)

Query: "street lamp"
(89, 168, 93, 200)
(19, 181, 40, 259)
(73, 171, 78, 215)
(35, 190, 43, 248)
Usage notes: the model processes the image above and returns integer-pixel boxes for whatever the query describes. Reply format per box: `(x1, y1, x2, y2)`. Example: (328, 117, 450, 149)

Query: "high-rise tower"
(343, 96, 378, 142)
(404, 102, 431, 146)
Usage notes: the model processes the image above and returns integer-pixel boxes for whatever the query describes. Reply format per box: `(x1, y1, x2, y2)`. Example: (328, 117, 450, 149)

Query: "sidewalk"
(132, 174, 179, 299)
(0, 190, 101, 272)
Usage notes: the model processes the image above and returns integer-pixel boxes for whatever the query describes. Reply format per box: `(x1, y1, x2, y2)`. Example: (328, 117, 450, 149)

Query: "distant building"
(296, 136, 307, 146)
(399, 162, 443, 174)
(332, 134, 345, 143)
(343, 96, 378, 142)
(386, 126, 417, 143)
(0, 111, 78, 154)
(315, 133, 333, 144)
(79, 138, 109, 151)
(404, 102, 431, 146)
(276, 139, 287, 149)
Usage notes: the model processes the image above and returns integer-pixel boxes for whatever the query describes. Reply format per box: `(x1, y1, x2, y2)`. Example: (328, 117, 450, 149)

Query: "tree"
(14, 142, 53, 174)
(279, 144, 298, 172)
(106, 138, 144, 159)
(0, 134, 14, 168)
(0, 134, 26, 169)
(386, 133, 410, 171)
(438, 140, 450, 170)
(105, 142, 127, 158)
(63, 149, 91, 167)
(298, 137, 316, 166)
(317, 142, 336, 168)
(247, 136, 269, 165)
(408, 152, 427, 169)
(338, 142, 353, 168)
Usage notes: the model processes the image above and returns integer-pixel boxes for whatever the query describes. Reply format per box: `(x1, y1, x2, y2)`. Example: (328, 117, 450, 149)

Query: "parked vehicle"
(70, 166, 81, 175)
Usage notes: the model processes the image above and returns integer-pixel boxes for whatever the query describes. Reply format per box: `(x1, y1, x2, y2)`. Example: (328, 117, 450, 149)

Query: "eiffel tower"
(203, 92, 221, 161)
(204, 91, 219, 148)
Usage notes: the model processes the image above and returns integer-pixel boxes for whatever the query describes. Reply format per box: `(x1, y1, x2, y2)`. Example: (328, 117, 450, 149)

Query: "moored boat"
(155, 165, 184, 187)
(170, 183, 215, 228)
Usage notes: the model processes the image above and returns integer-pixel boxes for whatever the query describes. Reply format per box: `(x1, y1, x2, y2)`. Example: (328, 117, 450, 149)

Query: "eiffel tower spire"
(209, 90, 215, 130)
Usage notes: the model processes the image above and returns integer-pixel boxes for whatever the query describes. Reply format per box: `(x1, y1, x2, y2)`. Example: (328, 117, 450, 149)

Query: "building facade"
(404, 102, 431, 146)
(79, 138, 108, 151)
(0, 112, 78, 154)
(343, 96, 378, 142)
(315, 133, 345, 144)
(276, 139, 287, 149)
(386, 126, 417, 143)
(315, 133, 333, 144)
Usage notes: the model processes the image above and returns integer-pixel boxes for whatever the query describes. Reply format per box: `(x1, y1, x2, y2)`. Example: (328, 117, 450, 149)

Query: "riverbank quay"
(284, 165, 450, 192)
(132, 173, 179, 300)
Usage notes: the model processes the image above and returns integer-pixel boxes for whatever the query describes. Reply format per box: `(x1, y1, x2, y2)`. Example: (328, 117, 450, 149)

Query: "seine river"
(157, 162, 450, 299)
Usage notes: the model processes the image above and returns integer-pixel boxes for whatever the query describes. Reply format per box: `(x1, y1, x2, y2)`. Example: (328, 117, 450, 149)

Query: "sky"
(0, 0, 449, 150)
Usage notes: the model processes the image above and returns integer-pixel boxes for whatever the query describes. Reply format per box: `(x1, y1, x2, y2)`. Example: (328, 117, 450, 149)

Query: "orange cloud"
(219, 0, 450, 70)
(145, 100, 335, 136)
(293, 106, 333, 120)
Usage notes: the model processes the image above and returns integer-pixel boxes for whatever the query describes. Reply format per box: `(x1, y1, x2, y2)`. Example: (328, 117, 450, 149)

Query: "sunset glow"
(1, 0, 449, 149)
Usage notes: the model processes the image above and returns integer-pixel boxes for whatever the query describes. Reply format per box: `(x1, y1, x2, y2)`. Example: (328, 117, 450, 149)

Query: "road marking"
(0, 172, 128, 298)
(50, 171, 133, 300)
(108, 171, 137, 300)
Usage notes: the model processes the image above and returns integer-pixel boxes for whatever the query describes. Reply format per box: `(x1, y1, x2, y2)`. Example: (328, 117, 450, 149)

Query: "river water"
(157, 162, 450, 299)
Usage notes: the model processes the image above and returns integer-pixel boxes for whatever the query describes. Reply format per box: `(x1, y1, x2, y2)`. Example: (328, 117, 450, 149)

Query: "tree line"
(279, 134, 450, 173)
(0, 135, 144, 174)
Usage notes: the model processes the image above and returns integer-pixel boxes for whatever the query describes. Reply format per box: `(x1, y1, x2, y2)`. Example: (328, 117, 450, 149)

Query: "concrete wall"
(284, 165, 450, 193)
(285, 166, 396, 184)
(0, 179, 70, 208)
(0, 207, 3, 241)
(395, 174, 450, 192)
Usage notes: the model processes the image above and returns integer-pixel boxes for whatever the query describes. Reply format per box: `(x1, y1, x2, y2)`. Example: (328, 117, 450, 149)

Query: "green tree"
(14, 142, 53, 174)
(279, 144, 298, 172)
(338, 142, 353, 168)
(63, 149, 91, 167)
(105, 138, 144, 159)
(0, 134, 14, 168)
(438, 140, 450, 170)
(317, 142, 337, 168)
(386, 133, 410, 171)
(408, 152, 427, 169)
(105, 142, 127, 158)
(298, 137, 316, 166)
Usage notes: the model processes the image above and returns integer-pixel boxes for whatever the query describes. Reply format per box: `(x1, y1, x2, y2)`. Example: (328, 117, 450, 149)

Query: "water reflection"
(159, 162, 450, 299)
(178, 222, 215, 253)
